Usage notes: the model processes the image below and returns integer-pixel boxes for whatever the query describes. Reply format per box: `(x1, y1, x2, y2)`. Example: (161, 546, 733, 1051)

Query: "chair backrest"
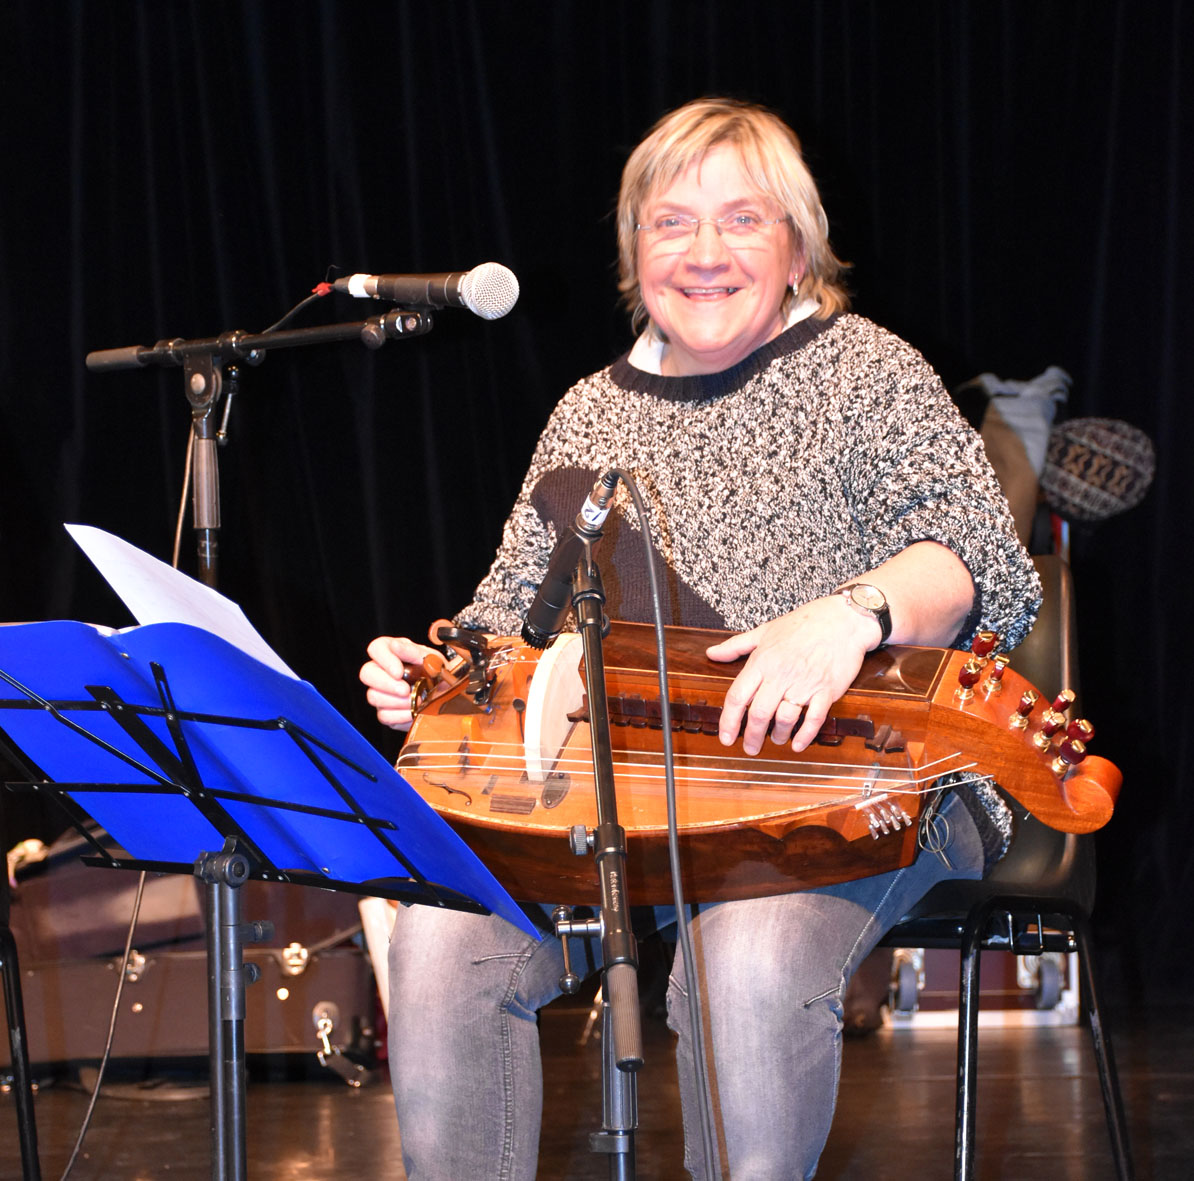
(1012, 554, 1078, 705)
(894, 554, 1096, 923)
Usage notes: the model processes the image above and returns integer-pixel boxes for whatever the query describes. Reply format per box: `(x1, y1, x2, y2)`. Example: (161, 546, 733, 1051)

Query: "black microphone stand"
(552, 540, 644, 1181)
(86, 310, 434, 587)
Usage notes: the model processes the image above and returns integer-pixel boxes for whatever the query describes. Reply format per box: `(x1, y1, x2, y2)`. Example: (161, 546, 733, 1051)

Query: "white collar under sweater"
(626, 296, 822, 375)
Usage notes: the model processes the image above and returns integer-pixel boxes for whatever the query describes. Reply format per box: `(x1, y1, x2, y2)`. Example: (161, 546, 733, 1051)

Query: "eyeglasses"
(635, 212, 789, 248)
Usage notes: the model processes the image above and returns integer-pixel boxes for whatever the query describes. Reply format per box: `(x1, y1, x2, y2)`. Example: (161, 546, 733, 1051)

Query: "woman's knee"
(389, 904, 570, 1019)
(668, 897, 864, 1016)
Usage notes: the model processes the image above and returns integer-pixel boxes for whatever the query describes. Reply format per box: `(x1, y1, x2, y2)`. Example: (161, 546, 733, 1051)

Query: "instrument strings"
(397, 738, 990, 802)
(411, 644, 1000, 808)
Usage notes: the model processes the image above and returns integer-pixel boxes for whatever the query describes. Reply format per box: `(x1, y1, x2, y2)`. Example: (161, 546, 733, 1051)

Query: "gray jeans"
(387, 792, 985, 1180)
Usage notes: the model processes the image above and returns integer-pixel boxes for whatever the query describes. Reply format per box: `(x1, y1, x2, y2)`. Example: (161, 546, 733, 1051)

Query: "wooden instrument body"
(398, 622, 1121, 904)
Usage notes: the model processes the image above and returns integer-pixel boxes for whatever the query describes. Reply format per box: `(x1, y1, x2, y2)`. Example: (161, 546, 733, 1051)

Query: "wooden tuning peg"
(955, 657, 984, 701)
(984, 653, 1011, 695)
(970, 631, 999, 659)
(1051, 736, 1087, 777)
(1010, 688, 1039, 730)
(1033, 708, 1067, 751)
(1052, 689, 1076, 714)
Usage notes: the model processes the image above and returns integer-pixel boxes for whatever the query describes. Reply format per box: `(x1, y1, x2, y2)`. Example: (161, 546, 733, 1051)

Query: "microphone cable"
(610, 468, 721, 1180)
(61, 420, 208, 1176)
(57, 868, 146, 1181)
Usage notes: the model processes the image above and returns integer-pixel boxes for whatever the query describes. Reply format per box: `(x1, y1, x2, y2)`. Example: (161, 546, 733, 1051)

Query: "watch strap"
(838, 583, 892, 645)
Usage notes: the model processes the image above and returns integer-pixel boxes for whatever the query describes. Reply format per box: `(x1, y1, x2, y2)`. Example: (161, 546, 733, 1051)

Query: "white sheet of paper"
(65, 523, 298, 679)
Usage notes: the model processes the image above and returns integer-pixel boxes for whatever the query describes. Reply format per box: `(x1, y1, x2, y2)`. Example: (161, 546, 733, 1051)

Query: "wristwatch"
(838, 583, 892, 646)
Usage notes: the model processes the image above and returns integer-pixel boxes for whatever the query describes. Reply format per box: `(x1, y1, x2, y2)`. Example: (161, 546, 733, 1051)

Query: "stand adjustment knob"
(553, 905, 602, 996)
(570, 824, 593, 856)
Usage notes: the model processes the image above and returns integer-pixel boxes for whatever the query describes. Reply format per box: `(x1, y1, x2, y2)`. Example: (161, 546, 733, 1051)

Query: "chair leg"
(954, 901, 994, 1181)
(1072, 916, 1134, 1180)
(1, 924, 42, 1181)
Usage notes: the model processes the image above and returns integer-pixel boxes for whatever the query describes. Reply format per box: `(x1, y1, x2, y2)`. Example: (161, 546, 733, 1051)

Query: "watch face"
(851, 584, 886, 611)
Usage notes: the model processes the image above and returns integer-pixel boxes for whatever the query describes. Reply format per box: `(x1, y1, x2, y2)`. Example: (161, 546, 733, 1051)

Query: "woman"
(361, 98, 1039, 1179)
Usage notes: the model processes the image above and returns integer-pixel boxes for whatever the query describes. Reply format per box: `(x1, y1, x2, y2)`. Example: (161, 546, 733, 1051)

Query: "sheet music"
(0, 525, 540, 936)
(65, 523, 298, 679)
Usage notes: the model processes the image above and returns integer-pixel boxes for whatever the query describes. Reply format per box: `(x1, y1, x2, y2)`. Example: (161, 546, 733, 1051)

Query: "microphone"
(521, 472, 620, 649)
(332, 262, 519, 320)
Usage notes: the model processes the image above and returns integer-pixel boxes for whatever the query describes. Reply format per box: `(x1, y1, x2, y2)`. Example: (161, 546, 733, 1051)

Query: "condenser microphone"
(521, 473, 620, 649)
(332, 262, 519, 320)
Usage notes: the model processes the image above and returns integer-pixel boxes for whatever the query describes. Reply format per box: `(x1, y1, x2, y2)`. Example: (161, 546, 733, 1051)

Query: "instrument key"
(1010, 689, 1039, 729)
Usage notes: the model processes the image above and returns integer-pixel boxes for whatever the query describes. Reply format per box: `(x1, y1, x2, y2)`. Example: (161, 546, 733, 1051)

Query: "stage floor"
(4, 998, 1191, 1179)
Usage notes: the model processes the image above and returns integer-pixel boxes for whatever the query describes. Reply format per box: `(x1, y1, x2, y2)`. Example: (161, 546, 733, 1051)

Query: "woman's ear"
(789, 242, 806, 289)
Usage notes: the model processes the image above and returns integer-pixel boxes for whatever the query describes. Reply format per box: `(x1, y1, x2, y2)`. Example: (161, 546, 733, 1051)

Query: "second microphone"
(333, 262, 519, 320)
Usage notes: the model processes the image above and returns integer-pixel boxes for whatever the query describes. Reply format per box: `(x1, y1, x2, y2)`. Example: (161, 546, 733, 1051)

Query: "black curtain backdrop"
(1, 1, 1188, 1003)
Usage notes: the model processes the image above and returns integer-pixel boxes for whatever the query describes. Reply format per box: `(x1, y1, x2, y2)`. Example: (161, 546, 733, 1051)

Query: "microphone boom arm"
(86, 309, 436, 372)
(85, 310, 436, 587)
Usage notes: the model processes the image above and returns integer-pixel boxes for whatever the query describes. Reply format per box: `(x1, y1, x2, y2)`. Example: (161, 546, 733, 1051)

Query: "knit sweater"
(458, 313, 1041, 647)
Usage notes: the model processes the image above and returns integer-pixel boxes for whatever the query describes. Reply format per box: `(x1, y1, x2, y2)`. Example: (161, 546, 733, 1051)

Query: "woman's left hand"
(706, 597, 881, 755)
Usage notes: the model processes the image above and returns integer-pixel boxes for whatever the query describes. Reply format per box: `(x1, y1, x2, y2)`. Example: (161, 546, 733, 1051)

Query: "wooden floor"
(3, 996, 1191, 1180)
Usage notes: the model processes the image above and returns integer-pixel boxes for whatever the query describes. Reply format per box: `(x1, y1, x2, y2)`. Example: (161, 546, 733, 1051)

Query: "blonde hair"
(617, 97, 850, 333)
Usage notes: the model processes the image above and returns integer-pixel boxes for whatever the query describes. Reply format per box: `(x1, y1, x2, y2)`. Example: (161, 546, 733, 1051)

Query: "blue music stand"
(0, 619, 537, 1181)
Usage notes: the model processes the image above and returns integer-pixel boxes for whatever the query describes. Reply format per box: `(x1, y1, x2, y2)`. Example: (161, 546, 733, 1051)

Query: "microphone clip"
(520, 472, 620, 650)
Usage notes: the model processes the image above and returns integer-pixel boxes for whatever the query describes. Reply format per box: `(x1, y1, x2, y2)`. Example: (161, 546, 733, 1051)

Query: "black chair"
(879, 554, 1132, 1179)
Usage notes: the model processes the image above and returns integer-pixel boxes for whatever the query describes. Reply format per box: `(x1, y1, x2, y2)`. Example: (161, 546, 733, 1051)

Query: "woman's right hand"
(359, 635, 442, 731)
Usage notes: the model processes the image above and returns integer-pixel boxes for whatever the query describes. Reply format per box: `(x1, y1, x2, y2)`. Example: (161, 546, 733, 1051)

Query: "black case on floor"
(2, 827, 377, 1068)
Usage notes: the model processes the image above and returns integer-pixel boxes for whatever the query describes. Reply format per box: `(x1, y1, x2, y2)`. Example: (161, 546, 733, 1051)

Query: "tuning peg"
(1050, 689, 1075, 714)
(1010, 688, 1039, 730)
(1051, 736, 1087, 776)
(984, 653, 1011, 695)
(1033, 708, 1067, 751)
(970, 631, 1000, 659)
(955, 657, 984, 701)
(1067, 717, 1095, 743)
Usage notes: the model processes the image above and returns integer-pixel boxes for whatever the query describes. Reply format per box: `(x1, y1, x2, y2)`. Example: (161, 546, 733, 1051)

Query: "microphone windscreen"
(460, 262, 520, 320)
(1041, 417, 1156, 522)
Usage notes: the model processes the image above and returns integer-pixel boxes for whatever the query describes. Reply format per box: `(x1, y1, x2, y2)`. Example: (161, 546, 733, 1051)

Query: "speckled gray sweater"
(458, 313, 1041, 648)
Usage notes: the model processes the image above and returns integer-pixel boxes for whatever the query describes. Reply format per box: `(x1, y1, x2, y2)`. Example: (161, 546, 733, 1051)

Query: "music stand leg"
(197, 841, 271, 1181)
(1, 923, 42, 1181)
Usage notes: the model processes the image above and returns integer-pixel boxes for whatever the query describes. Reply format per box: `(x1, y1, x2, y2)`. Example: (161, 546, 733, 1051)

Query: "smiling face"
(636, 143, 799, 377)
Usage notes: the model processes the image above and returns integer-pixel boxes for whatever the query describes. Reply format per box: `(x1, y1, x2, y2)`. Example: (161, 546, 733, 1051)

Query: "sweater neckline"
(608, 313, 839, 402)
